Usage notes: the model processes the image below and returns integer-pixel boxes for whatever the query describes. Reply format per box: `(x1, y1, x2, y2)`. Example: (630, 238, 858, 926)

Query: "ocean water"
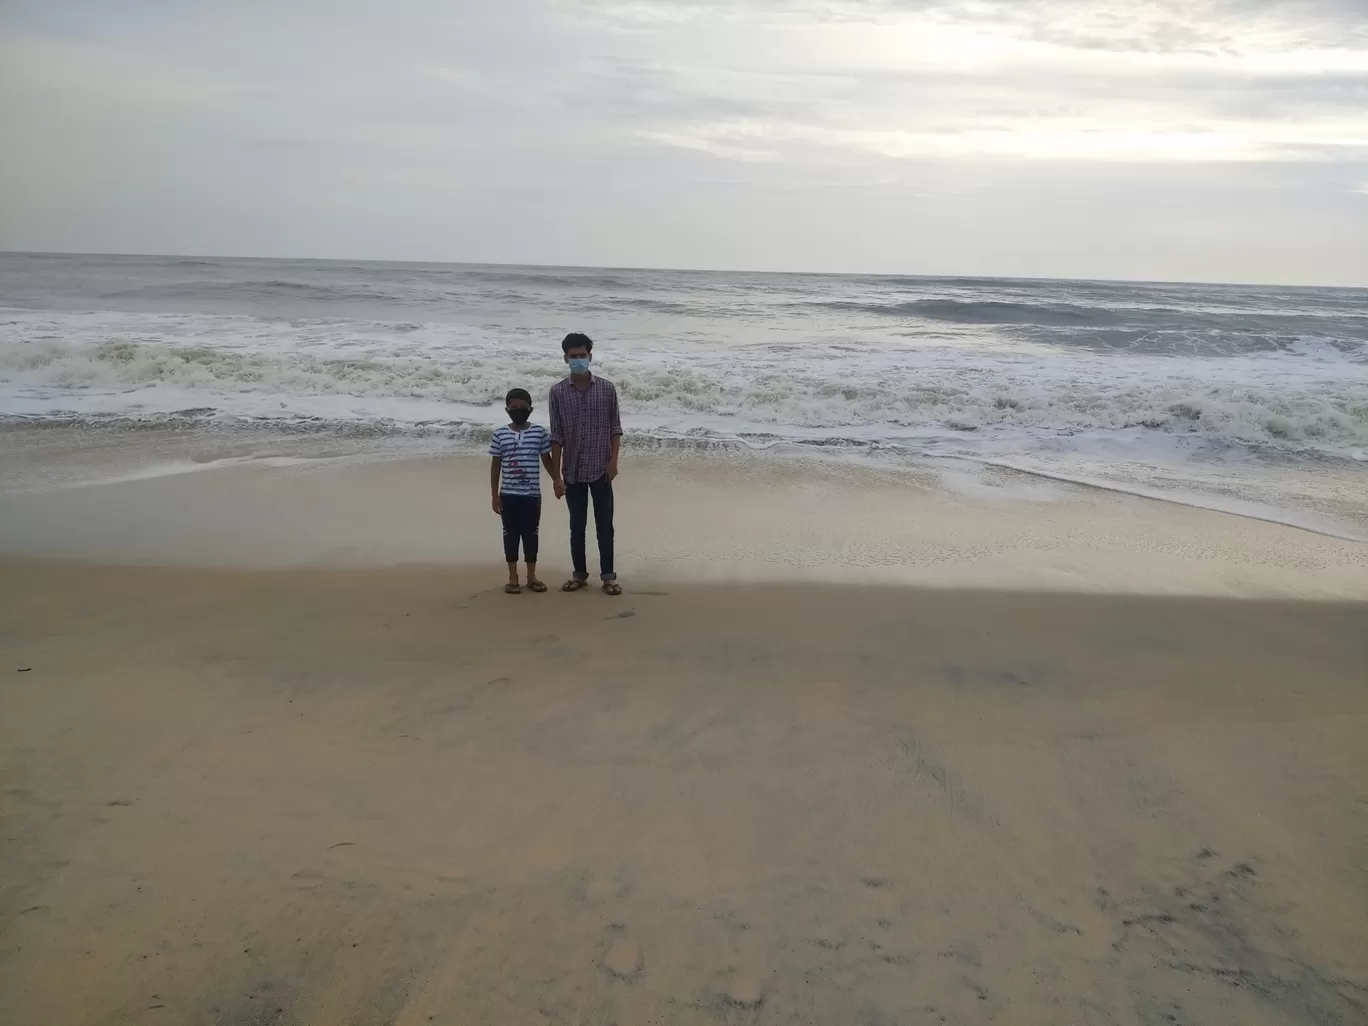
(2, 252, 1366, 528)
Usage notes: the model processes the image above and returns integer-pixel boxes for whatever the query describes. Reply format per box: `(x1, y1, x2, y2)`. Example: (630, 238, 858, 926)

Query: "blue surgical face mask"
(568, 357, 591, 375)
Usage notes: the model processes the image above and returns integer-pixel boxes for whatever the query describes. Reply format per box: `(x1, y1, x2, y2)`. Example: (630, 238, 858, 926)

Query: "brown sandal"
(504, 583, 521, 594)
(527, 580, 548, 593)
(562, 579, 588, 592)
(602, 582, 622, 596)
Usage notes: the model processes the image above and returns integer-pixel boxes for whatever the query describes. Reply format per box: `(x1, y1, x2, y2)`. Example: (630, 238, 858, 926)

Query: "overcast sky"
(2, 0, 1366, 284)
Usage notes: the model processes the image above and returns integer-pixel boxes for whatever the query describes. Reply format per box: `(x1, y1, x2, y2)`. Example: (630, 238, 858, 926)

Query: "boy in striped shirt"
(489, 388, 554, 594)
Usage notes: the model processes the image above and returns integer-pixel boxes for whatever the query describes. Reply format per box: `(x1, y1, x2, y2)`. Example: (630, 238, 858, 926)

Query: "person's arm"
(490, 456, 502, 514)
(606, 384, 623, 481)
(548, 390, 566, 498)
(606, 436, 621, 481)
(539, 427, 556, 484)
(549, 444, 564, 497)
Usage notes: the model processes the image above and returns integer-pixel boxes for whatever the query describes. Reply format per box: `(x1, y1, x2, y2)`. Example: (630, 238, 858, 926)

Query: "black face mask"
(507, 407, 532, 425)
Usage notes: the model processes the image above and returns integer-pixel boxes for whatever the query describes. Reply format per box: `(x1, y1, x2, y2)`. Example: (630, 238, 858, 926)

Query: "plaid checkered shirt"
(548, 375, 623, 485)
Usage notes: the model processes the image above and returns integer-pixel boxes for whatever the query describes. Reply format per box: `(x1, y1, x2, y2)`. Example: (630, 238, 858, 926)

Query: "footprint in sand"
(723, 970, 765, 1008)
(600, 936, 642, 980)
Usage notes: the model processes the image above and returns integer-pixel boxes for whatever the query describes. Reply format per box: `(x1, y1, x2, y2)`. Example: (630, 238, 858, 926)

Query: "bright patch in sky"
(1, 0, 1365, 283)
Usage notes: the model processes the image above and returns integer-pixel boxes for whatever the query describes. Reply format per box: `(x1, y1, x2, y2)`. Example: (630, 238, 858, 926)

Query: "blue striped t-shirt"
(489, 424, 551, 497)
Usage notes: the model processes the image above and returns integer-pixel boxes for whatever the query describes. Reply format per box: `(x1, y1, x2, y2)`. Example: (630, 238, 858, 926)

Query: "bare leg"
(505, 562, 520, 593)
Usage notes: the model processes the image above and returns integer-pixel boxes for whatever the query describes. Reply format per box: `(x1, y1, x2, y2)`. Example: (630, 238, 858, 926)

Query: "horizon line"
(2, 248, 1364, 292)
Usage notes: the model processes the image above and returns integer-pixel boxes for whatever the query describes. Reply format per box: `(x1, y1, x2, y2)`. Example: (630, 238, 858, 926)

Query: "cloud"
(8, 0, 1366, 166)
(551, 0, 1368, 163)
(0, 0, 1365, 281)
(574, 0, 1368, 51)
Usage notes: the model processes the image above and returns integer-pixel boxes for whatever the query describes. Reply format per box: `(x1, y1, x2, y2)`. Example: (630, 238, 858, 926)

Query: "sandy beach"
(2, 428, 1367, 1025)
(6, 0, 1368, 1016)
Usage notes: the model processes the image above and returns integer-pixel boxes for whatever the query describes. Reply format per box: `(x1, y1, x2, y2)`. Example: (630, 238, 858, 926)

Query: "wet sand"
(3, 559, 1366, 1025)
(2, 429, 1366, 599)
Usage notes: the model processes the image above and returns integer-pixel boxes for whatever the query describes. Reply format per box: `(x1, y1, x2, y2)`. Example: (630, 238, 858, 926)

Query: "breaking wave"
(4, 337, 1365, 458)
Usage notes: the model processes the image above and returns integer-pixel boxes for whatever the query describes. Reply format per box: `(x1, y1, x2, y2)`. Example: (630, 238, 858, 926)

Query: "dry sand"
(3, 558, 1366, 1025)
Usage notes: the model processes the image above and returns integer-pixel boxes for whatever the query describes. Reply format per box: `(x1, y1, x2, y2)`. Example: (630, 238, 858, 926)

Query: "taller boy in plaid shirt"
(549, 332, 623, 596)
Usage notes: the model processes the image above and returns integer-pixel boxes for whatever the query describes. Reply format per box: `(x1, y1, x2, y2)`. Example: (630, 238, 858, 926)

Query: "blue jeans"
(566, 476, 615, 581)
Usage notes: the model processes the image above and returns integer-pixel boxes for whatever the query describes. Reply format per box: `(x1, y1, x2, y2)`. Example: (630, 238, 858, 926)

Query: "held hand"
(606, 460, 619, 483)
(491, 495, 502, 515)
(553, 477, 566, 500)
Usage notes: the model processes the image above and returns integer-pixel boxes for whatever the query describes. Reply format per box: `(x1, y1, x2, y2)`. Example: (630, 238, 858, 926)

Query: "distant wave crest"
(814, 298, 1368, 338)
(99, 280, 380, 303)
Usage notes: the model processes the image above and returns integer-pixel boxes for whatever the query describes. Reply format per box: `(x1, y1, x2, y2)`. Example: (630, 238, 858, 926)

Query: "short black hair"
(561, 332, 593, 354)
(505, 388, 532, 406)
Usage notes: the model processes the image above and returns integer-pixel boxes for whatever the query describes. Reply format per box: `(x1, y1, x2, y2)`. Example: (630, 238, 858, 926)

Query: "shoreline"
(5, 418, 1366, 541)
(2, 426, 1366, 599)
(923, 451, 1368, 543)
